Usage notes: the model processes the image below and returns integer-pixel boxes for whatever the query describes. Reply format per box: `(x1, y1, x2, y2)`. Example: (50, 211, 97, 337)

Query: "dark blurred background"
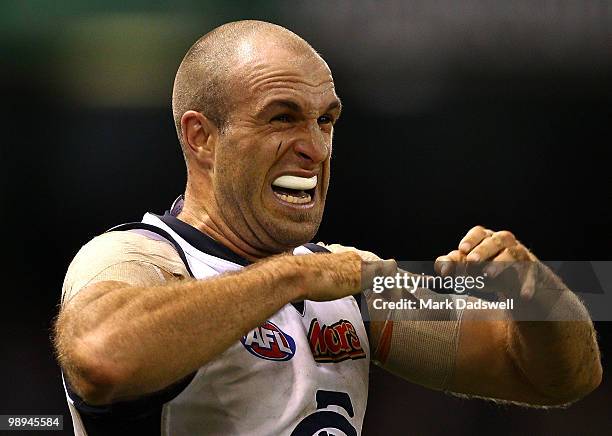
(1, 1, 611, 434)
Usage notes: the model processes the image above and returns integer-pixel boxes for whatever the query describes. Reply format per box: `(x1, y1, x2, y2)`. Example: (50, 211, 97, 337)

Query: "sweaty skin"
(178, 34, 340, 260)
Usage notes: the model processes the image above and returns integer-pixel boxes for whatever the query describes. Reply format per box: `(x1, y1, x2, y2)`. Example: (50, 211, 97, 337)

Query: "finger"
(434, 256, 449, 275)
(459, 225, 490, 254)
(435, 250, 465, 276)
(362, 259, 398, 292)
(466, 230, 516, 262)
(324, 243, 382, 261)
(483, 248, 516, 278)
(520, 263, 537, 300)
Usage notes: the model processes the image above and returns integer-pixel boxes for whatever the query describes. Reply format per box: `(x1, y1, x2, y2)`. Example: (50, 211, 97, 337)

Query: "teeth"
(273, 191, 312, 204)
(272, 175, 317, 190)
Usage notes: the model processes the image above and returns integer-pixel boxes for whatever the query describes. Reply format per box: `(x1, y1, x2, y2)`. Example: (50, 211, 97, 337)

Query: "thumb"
(361, 259, 397, 292)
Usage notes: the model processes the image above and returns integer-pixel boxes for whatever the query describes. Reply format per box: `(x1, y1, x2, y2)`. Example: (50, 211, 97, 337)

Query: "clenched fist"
(435, 225, 539, 300)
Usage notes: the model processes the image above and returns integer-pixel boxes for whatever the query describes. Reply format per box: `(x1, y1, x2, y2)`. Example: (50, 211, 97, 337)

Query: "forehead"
(231, 41, 337, 109)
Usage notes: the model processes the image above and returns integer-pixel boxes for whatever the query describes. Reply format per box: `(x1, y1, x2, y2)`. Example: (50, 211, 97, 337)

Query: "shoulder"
(61, 230, 188, 305)
(67, 230, 187, 273)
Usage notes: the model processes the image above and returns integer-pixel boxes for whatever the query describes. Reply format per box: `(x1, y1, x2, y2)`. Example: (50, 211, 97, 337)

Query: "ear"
(180, 110, 217, 169)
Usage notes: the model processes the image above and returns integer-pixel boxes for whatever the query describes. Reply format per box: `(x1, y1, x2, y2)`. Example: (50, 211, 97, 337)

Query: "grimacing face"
(211, 49, 341, 252)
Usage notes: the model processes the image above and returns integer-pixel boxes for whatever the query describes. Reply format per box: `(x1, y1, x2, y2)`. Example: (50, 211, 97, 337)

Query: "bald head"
(172, 20, 323, 149)
(171, 20, 340, 256)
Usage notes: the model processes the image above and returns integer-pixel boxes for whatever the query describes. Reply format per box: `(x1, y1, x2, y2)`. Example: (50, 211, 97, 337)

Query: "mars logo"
(308, 319, 366, 363)
(241, 321, 296, 361)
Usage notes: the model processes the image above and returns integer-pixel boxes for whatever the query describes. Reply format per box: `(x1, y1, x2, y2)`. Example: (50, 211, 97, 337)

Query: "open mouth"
(271, 175, 317, 205)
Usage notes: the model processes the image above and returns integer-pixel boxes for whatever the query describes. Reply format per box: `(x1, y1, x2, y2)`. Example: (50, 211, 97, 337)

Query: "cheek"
(216, 158, 253, 198)
(214, 140, 270, 200)
(321, 158, 331, 187)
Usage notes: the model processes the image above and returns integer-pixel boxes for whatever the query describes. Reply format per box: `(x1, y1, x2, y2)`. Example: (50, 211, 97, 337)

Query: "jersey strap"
(60, 222, 199, 434)
(106, 222, 195, 277)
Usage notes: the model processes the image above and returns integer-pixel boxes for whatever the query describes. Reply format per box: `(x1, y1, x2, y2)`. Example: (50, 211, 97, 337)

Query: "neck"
(177, 190, 280, 262)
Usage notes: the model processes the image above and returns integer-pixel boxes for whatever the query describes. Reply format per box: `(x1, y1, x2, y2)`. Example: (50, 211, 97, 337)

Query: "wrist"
(257, 255, 309, 302)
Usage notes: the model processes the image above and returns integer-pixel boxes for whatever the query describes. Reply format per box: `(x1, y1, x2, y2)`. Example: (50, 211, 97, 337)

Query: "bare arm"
(323, 240, 602, 406)
(54, 251, 362, 405)
(438, 226, 602, 406)
(367, 277, 601, 406)
(435, 226, 601, 405)
(450, 292, 601, 406)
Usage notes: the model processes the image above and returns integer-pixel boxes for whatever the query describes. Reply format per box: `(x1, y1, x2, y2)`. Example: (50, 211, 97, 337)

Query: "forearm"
(453, 260, 602, 403)
(366, 278, 463, 391)
(369, 281, 601, 404)
(507, 287, 602, 402)
(56, 255, 304, 403)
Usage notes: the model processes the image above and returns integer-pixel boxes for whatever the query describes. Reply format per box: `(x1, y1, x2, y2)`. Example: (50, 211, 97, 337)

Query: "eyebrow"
(257, 98, 343, 117)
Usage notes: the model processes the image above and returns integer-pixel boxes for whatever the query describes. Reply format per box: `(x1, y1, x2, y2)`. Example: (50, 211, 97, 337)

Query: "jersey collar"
(157, 211, 252, 267)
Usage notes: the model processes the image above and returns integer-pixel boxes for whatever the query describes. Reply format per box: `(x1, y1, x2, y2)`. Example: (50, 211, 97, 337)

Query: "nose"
(292, 123, 330, 166)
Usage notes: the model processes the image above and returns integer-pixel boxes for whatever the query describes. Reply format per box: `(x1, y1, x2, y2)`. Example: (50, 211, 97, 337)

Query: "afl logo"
(241, 321, 296, 361)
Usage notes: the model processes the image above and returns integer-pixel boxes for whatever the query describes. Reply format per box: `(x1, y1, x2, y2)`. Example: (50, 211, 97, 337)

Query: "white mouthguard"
(272, 175, 317, 190)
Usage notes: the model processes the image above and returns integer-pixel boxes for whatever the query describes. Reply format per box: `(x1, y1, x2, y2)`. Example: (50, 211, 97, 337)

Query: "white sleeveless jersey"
(64, 209, 370, 436)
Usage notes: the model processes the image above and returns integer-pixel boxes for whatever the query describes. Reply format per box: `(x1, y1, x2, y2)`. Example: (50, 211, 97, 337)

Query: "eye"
(317, 114, 334, 125)
(271, 114, 293, 123)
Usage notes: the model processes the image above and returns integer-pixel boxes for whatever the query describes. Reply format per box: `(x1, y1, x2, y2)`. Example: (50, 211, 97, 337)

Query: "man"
(54, 20, 601, 435)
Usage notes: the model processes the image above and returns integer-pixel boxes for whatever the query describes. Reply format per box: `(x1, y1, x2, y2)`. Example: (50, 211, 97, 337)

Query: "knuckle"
(490, 233, 503, 247)
(497, 230, 515, 241)
(469, 225, 485, 236)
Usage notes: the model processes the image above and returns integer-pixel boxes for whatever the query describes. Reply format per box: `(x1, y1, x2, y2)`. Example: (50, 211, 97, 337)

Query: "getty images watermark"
(373, 272, 486, 294)
(361, 261, 612, 320)
(370, 270, 514, 311)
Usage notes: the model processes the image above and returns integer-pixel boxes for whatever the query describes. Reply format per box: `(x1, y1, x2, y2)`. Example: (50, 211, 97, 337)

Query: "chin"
(268, 219, 321, 249)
